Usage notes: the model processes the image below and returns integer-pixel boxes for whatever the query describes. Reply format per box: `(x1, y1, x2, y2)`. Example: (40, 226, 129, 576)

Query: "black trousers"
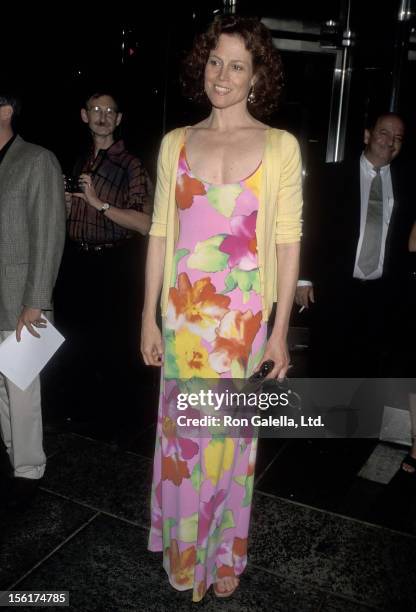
(50, 237, 150, 428)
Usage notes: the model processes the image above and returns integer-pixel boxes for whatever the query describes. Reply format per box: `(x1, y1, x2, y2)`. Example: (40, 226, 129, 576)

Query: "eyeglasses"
(87, 106, 118, 117)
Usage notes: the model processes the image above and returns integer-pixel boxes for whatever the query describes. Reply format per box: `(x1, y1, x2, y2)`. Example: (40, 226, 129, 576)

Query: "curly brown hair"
(181, 15, 284, 119)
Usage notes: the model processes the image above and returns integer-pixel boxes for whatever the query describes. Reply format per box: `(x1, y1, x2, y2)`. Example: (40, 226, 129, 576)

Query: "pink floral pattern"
(220, 210, 258, 270)
(148, 145, 266, 602)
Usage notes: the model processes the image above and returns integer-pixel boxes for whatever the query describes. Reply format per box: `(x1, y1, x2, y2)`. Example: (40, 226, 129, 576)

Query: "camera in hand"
(64, 176, 83, 193)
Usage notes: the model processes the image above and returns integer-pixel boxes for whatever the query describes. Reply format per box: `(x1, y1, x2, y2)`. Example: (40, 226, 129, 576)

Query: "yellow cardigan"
(150, 126, 303, 322)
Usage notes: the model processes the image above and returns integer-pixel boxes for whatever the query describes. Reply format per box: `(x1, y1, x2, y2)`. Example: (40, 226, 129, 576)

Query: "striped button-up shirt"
(68, 139, 153, 243)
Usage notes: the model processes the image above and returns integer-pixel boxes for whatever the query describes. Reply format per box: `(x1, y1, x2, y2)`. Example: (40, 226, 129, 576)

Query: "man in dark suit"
(296, 113, 411, 377)
(0, 93, 66, 507)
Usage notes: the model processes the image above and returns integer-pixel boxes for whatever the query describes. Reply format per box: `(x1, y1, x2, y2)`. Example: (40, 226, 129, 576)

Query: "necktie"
(357, 168, 383, 276)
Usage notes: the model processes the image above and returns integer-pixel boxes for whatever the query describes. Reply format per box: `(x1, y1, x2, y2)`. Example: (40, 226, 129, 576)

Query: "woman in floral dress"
(141, 15, 303, 601)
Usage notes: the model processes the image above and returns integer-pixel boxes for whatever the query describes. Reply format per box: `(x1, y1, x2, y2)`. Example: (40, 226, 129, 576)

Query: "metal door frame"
(263, 17, 353, 162)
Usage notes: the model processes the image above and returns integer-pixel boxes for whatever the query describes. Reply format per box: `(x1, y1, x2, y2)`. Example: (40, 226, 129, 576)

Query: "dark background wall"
(2, 1, 415, 178)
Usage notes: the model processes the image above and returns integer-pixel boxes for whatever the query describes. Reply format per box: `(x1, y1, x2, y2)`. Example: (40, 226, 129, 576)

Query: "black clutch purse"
(243, 360, 301, 415)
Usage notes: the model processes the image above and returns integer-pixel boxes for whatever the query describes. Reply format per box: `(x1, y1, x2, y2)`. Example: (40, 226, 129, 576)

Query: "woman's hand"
(141, 319, 164, 366)
(257, 336, 290, 380)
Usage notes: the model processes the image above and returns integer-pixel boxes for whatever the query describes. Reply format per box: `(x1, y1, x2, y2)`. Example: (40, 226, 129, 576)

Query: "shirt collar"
(94, 139, 125, 160)
(361, 152, 390, 174)
(0, 133, 17, 165)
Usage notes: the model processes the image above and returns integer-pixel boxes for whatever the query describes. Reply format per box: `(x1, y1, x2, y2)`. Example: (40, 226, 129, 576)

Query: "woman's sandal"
(400, 453, 416, 475)
(213, 577, 239, 598)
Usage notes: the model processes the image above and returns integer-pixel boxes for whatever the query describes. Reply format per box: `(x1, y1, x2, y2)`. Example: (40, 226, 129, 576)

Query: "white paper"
(0, 318, 65, 391)
(358, 443, 407, 484)
(379, 405, 412, 446)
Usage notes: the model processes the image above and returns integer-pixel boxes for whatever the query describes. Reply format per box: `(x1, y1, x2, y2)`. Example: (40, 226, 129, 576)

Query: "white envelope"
(0, 318, 65, 391)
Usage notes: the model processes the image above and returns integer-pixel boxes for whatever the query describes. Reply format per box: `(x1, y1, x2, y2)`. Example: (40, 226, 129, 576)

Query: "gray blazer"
(0, 136, 66, 330)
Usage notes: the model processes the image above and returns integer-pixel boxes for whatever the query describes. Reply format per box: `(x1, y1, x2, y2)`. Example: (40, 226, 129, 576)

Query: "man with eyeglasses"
(53, 91, 153, 441)
(67, 92, 153, 237)
(0, 92, 65, 509)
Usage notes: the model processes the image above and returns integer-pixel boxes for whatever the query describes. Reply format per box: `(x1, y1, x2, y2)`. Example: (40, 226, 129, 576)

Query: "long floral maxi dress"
(148, 146, 267, 602)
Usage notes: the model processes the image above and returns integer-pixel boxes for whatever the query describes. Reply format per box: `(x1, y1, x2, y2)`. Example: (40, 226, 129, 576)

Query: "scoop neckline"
(182, 143, 262, 186)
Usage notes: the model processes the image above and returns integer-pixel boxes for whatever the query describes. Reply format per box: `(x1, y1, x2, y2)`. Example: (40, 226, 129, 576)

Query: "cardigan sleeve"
(275, 131, 303, 244)
(149, 132, 171, 237)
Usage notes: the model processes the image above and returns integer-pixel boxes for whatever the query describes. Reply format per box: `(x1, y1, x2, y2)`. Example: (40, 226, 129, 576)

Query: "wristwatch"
(99, 202, 110, 214)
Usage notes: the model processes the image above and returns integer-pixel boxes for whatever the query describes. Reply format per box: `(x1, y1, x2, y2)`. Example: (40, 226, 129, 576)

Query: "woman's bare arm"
(141, 235, 166, 366)
(261, 242, 300, 379)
